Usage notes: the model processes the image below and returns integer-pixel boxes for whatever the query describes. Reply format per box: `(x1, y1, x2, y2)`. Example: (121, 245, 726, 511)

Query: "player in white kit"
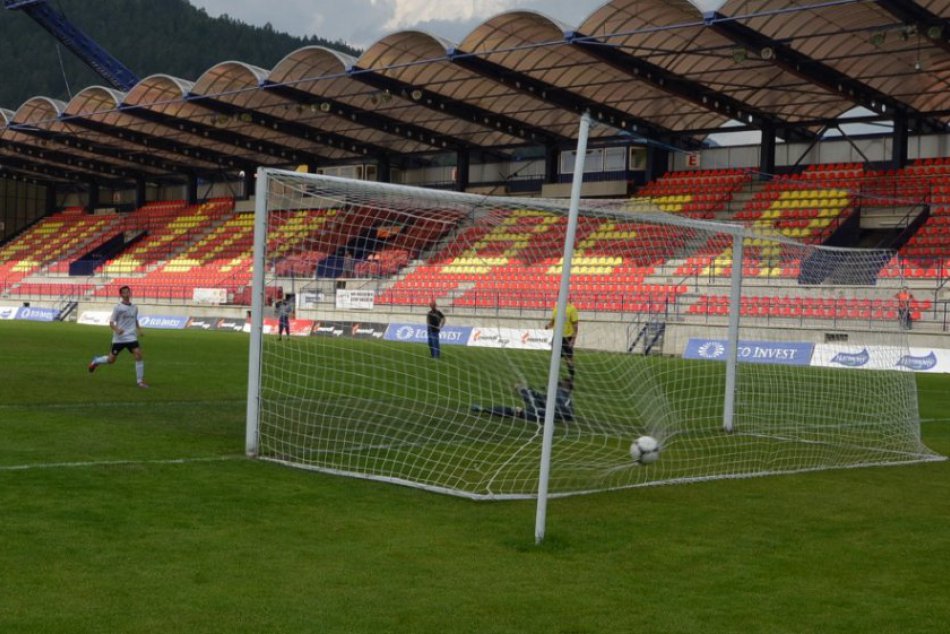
(88, 285, 148, 388)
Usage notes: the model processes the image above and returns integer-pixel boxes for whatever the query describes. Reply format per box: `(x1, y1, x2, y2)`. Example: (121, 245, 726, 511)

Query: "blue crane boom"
(4, 0, 139, 91)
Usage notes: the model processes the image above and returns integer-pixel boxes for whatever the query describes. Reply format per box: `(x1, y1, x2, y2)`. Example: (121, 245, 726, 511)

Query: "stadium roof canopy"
(0, 0, 947, 187)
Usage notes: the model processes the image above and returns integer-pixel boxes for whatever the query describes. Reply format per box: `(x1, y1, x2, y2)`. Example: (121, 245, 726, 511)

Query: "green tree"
(0, 0, 361, 108)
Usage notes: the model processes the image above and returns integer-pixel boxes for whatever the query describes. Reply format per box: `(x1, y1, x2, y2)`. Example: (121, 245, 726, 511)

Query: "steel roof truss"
(187, 93, 391, 159)
(704, 10, 948, 133)
(8, 123, 190, 175)
(64, 115, 259, 173)
(446, 48, 695, 148)
(261, 81, 472, 153)
(348, 66, 570, 147)
(0, 151, 126, 185)
(0, 138, 148, 180)
(567, 30, 814, 142)
(873, 0, 950, 55)
(119, 104, 332, 168)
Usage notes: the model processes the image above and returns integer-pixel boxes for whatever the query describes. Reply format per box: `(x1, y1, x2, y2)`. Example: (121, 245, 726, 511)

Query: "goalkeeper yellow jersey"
(551, 303, 578, 338)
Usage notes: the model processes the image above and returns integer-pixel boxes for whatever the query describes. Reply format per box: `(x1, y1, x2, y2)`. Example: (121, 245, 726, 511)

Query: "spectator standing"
(342, 251, 356, 278)
(896, 286, 914, 330)
(426, 300, 446, 359)
(276, 296, 294, 340)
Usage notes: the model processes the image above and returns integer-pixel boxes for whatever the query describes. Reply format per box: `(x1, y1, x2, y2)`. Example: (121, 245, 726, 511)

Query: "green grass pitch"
(2, 320, 949, 632)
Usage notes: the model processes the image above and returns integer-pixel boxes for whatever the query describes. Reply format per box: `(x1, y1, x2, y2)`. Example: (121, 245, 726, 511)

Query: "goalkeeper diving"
(471, 378, 574, 423)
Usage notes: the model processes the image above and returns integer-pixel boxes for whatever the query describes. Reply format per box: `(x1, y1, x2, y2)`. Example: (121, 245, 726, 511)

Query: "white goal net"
(246, 168, 943, 500)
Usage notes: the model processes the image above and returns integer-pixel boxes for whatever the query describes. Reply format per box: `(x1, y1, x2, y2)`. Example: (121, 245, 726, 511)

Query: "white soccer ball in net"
(629, 435, 661, 465)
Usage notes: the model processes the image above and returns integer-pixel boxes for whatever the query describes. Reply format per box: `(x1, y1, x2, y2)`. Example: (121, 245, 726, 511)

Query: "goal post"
(246, 167, 944, 504)
(245, 167, 269, 458)
(536, 111, 591, 544)
(723, 230, 744, 433)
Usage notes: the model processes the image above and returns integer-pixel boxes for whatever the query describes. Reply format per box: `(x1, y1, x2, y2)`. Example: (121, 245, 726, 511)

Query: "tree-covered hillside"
(0, 0, 360, 109)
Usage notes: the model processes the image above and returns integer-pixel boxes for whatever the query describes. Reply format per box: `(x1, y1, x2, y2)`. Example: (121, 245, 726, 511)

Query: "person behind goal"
(546, 300, 579, 379)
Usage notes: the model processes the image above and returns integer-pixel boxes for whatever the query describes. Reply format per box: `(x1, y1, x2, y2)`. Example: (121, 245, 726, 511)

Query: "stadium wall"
(676, 132, 950, 172)
(30, 131, 950, 213)
(6, 298, 948, 371)
(0, 178, 47, 242)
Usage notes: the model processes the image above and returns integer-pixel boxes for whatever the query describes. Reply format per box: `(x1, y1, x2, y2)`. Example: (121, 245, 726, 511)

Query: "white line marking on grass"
(0, 399, 244, 411)
(0, 455, 242, 472)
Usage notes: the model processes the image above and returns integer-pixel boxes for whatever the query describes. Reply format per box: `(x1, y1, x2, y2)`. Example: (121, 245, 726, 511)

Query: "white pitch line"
(0, 399, 244, 411)
(0, 455, 241, 472)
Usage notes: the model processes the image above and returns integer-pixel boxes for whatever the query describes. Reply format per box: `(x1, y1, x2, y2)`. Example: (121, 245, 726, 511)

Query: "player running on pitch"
(88, 285, 148, 388)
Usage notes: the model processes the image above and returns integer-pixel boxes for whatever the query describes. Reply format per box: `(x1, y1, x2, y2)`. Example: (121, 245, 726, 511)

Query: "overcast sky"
(188, 0, 724, 49)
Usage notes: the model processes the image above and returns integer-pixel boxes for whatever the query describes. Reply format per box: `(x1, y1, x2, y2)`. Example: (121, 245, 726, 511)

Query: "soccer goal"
(245, 167, 943, 501)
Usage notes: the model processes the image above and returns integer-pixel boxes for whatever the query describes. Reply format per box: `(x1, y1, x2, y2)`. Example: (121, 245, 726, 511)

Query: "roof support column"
(243, 170, 255, 199)
(45, 183, 56, 216)
(760, 123, 777, 178)
(135, 178, 147, 210)
(86, 178, 99, 214)
(186, 174, 198, 205)
(377, 156, 391, 184)
(645, 145, 669, 184)
(892, 111, 909, 169)
(545, 145, 559, 184)
(456, 150, 470, 192)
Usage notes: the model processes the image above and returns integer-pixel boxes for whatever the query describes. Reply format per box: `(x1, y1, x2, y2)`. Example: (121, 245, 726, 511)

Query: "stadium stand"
(0, 160, 946, 330)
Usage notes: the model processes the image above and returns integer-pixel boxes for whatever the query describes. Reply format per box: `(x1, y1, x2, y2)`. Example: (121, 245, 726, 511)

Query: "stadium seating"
(0, 211, 120, 281)
(99, 200, 227, 277)
(878, 158, 950, 279)
(686, 293, 931, 323)
(2, 160, 947, 325)
(377, 206, 694, 312)
(637, 168, 753, 219)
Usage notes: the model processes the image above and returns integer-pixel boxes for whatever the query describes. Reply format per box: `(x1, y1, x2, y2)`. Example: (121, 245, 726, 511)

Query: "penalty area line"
(0, 454, 243, 472)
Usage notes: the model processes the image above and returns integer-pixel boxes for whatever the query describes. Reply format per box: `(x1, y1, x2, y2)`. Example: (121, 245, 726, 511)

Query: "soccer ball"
(629, 435, 661, 465)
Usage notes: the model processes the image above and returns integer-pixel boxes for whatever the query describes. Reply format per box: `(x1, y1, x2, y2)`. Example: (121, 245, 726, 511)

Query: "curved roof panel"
(64, 86, 125, 118)
(355, 32, 528, 147)
(2, 96, 163, 179)
(2, 0, 947, 185)
(124, 74, 194, 107)
(121, 74, 316, 166)
(266, 45, 440, 155)
(193, 61, 269, 96)
(269, 45, 357, 85)
(12, 96, 67, 125)
(721, 0, 950, 125)
(579, 1, 845, 128)
(459, 10, 721, 135)
(61, 87, 221, 172)
(192, 60, 370, 161)
(360, 31, 574, 146)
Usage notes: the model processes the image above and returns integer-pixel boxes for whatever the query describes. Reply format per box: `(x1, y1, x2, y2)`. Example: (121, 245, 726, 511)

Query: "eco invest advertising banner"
(15, 306, 60, 321)
(79, 312, 189, 329)
(683, 338, 814, 366)
(384, 323, 472, 346)
(138, 315, 190, 329)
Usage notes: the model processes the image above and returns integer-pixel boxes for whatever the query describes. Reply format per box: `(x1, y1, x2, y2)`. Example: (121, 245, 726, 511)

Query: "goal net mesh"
(248, 169, 942, 499)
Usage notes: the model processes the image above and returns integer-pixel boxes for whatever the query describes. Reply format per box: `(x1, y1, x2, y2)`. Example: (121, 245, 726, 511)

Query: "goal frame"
(244, 160, 942, 542)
